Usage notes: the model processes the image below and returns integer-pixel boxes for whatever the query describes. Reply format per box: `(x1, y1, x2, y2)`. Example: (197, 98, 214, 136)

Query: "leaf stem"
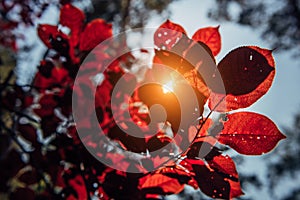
(192, 95, 225, 144)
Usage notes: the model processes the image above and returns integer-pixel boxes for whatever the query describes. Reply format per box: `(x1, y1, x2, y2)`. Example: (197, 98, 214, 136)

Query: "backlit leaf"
(158, 165, 192, 185)
(209, 46, 275, 111)
(79, 19, 112, 51)
(217, 112, 286, 155)
(37, 24, 68, 48)
(215, 46, 274, 95)
(192, 26, 221, 56)
(228, 179, 244, 199)
(154, 19, 187, 50)
(60, 3, 85, 46)
(139, 173, 184, 195)
(207, 154, 238, 180)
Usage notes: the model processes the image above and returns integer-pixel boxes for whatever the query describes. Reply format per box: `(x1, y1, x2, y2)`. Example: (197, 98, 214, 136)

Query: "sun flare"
(162, 81, 175, 94)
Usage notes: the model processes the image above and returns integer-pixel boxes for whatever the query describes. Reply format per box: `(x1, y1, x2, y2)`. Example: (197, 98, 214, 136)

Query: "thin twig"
(191, 95, 225, 144)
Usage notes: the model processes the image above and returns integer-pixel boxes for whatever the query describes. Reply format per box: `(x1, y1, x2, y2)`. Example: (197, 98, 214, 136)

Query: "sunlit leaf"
(37, 24, 68, 48)
(217, 112, 286, 155)
(192, 26, 221, 56)
(227, 179, 244, 199)
(154, 19, 187, 50)
(79, 19, 112, 51)
(209, 46, 275, 111)
(216, 46, 274, 95)
(207, 154, 238, 180)
(67, 175, 88, 200)
(139, 173, 185, 195)
(60, 3, 85, 46)
(33, 94, 58, 117)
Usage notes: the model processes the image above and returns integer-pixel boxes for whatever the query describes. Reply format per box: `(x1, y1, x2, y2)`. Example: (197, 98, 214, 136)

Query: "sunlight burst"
(162, 81, 175, 94)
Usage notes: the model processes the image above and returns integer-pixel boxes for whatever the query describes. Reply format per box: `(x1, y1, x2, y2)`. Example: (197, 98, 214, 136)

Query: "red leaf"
(68, 175, 88, 200)
(159, 165, 192, 184)
(192, 163, 230, 199)
(209, 46, 275, 111)
(154, 19, 187, 50)
(182, 157, 243, 198)
(59, 3, 85, 46)
(207, 154, 244, 198)
(216, 46, 274, 95)
(217, 112, 286, 155)
(37, 24, 58, 48)
(79, 19, 112, 51)
(227, 179, 244, 199)
(33, 64, 70, 91)
(51, 66, 69, 84)
(34, 94, 58, 117)
(153, 35, 217, 100)
(207, 154, 238, 180)
(154, 33, 216, 75)
(192, 26, 221, 56)
(139, 173, 184, 195)
(33, 72, 53, 90)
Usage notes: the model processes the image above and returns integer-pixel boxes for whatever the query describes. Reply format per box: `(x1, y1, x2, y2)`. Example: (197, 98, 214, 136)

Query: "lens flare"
(162, 80, 174, 94)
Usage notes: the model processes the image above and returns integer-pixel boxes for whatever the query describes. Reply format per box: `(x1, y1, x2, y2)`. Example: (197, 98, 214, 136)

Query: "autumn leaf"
(216, 46, 274, 95)
(154, 19, 187, 50)
(139, 173, 185, 195)
(33, 94, 58, 117)
(68, 175, 88, 200)
(192, 26, 221, 56)
(209, 46, 275, 111)
(207, 154, 244, 198)
(183, 69, 211, 98)
(79, 19, 112, 51)
(60, 3, 85, 47)
(37, 24, 68, 49)
(192, 163, 230, 199)
(227, 179, 244, 199)
(207, 154, 238, 180)
(217, 112, 286, 155)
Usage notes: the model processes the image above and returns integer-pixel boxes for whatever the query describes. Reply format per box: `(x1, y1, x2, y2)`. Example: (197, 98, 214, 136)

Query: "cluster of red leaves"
(0, 0, 87, 51)
(138, 20, 285, 199)
(0, 4, 286, 200)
